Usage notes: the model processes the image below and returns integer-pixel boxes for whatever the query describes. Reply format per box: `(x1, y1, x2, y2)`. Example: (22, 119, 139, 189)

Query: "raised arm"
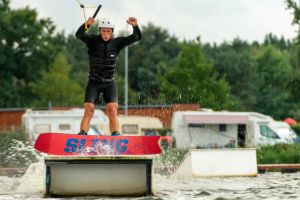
(75, 17, 95, 44)
(117, 17, 142, 50)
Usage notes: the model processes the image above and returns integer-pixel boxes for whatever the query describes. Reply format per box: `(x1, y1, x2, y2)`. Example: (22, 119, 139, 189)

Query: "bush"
(0, 130, 27, 152)
(257, 143, 300, 164)
(291, 125, 300, 136)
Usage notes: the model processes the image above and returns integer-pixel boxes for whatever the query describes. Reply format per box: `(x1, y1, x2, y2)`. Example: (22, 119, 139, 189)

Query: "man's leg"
(106, 102, 120, 134)
(79, 102, 95, 134)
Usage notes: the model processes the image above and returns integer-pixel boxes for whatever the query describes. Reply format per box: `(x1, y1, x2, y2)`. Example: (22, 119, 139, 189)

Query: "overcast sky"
(10, 0, 298, 44)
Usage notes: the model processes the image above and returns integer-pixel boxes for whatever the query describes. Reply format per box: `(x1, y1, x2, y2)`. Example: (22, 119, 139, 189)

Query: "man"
(75, 16, 141, 136)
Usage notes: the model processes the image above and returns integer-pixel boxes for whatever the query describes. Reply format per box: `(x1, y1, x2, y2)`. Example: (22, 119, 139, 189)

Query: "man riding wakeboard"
(75, 16, 141, 136)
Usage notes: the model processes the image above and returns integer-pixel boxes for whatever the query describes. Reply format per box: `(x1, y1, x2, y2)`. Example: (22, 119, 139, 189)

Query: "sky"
(10, 0, 298, 44)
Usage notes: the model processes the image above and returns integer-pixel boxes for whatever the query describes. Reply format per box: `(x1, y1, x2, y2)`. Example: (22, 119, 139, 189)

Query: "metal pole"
(124, 24, 129, 116)
(125, 46, 128, 116)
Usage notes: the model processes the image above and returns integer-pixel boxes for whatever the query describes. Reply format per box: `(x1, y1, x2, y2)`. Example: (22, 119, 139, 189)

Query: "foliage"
(115, 75, 139, 106)
(29, 52, 84, 107)
(253, 45, 294, 119)
(121, 23, 181, 104)
(291, 125, 300, 136)
(1, 0, 300, 124)
(257, 143, 300, 164)
(203, 39, 259, 110)
(263, 33, 292, 50)
(65, 34, 89, 88)
(0, 1, 63, 107)
(286, 0, 300, 28)
(285, 1, 300, 119)
(0, 130, 27, 149)
(161, 41, 231, 110)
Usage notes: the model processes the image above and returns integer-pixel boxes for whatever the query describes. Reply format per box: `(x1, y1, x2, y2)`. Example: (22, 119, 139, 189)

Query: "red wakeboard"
(34, 133, 161, 156)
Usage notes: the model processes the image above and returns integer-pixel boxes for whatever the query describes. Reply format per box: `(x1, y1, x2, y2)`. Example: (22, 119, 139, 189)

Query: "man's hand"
(127, 17, 138, 27)
(86, 17, 95, 26)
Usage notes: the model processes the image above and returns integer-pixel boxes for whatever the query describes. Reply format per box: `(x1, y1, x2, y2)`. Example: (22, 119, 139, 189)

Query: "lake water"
(0, 161, 300, 200)
(1, 141, 300, 200)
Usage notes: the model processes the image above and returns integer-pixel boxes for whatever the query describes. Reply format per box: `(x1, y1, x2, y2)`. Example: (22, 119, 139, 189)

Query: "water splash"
(1, 139, 300, 199)
(77, 142, 120, 156)
(154, 148, 188, 175)
(0, 139, 42, 168)
(15, 160, 45, 195)
(0, 139, 45, 196)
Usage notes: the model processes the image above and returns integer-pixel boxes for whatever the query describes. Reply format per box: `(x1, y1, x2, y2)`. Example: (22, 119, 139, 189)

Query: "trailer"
(22, 108, 109, 142)
(118, 115, 163, 136)
(22, 109, 164, 143)
(172, 111, 287, 149)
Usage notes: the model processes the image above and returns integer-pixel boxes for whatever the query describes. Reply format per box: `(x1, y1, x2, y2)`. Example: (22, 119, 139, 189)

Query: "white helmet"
(98, 17, 115, 29)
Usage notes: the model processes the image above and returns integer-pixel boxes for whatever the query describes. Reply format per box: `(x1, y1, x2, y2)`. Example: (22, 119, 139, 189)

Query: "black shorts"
(84, 80, 118, 104)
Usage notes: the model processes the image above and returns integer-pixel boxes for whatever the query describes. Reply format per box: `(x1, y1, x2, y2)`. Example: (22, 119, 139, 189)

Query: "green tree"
(115, 75, 139, 106)
(203, 38, 259, 110)
(286, 0, 300, 68)
(253, 45, 294, 119)
(0, 0, 63, 107)
(284, 0, 300, 120)
(161, 42, 231, 110)
(118, 23, 181, 104)
(263, 33, 291, 50)
(65, 34, 89, 88)
(286, 0, 300, 39)
(30, 53, 84, 107)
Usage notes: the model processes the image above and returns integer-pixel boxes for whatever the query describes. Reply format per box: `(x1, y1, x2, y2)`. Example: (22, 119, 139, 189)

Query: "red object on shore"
(34, 133, 161, 156)
(283, 118, 297, 126)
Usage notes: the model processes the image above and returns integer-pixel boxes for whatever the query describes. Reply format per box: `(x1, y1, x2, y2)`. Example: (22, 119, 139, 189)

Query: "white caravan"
(22, 108, 109, 142)
(268, 121, 298, 143)
(23, 109, 164, 142)
(118, 115, 163, 136)
(172, 111, 287, 149)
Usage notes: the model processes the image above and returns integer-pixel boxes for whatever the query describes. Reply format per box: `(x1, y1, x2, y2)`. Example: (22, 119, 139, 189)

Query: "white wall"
(189, 124, 238, 148)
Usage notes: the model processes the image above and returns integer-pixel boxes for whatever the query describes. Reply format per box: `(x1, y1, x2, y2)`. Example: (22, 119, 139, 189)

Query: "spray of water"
(15, 160, 45, 194)
(154, 147, 188, 176)
(0, 139, 42, 168)
(77, 142, 120, 156)
(0, 139, 45, 195)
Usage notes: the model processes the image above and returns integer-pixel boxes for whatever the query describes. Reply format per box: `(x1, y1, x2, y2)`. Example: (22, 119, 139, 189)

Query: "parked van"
(172, 111, 287, 149)
(268, 121, 297, 143)
(22, 108, 108, 142)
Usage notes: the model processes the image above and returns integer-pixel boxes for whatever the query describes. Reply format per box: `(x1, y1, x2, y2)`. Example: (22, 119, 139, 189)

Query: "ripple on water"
(1, 142, 300, 200)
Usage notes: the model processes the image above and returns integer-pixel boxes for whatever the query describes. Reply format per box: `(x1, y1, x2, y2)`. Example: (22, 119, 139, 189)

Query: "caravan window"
(219, 124, 227, 132)
(34, 124, 51, 133)
(59, 124, 71, 130)
(122, 124, 138, 134)
(259, 125, 279, 139)
(143, 129, 157, 136)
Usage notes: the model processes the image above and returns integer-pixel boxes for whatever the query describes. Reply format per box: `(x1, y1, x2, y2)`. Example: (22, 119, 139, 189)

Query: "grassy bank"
(257, 143, 300, 164)
(0, 130, 27, 154)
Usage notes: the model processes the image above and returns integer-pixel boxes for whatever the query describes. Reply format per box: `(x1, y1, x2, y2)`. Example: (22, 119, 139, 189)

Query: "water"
(1, 162, 300, 200)
(1, 141, 300, 200)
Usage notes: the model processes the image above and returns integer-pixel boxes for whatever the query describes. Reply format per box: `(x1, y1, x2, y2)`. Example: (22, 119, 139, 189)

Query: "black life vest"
(88, 41, 118, 82)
